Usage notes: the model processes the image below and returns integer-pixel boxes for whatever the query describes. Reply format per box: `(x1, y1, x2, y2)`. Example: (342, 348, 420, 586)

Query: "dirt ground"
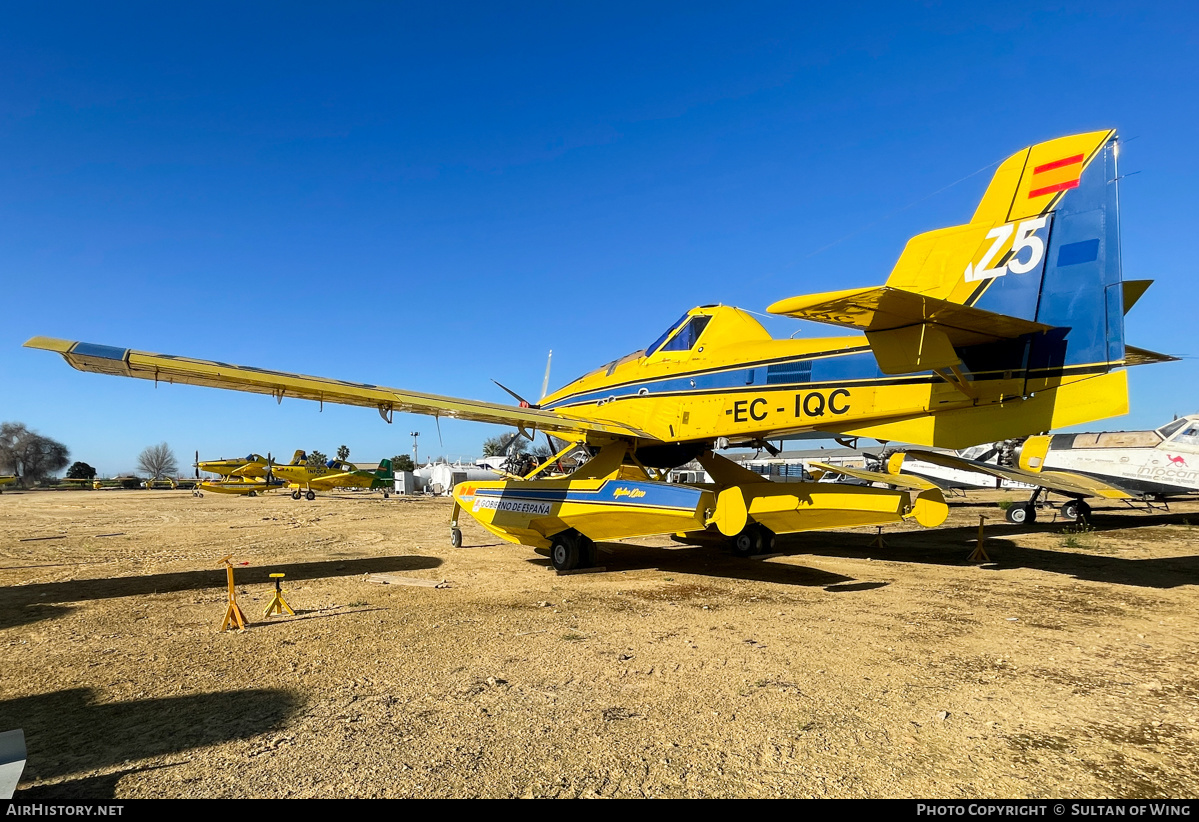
(1, 486, 1197, 799)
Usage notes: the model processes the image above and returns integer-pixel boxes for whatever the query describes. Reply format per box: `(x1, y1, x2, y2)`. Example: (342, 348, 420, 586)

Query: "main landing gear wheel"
(291, 490, 301, 500)
(550, 530, 596, 572)
(1061, 499, 1091, 522)
(1005, 502, 1037, 525)
(305, 490, 316, 501)
(731, 522, 773, 557)
(450, 528, 462, 548)
(248, 491, 257, 497)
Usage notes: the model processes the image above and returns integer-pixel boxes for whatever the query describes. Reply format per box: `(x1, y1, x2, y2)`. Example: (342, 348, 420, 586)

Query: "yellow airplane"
(0, 476, 16, 493)
(273, 459, 395, 500)
(198, 476, 286, 496)
(196, 450, 307, 479)
(25, 130, 1170, 569)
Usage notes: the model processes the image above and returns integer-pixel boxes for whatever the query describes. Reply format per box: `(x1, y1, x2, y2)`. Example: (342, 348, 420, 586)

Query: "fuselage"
(538, 305, 1116, 450)
(1035, 416, 1199, 497)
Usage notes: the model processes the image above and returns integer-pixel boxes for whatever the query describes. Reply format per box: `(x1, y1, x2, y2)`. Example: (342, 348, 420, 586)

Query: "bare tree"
(137, 443, 178, 480)
(0, 422, 70, 486)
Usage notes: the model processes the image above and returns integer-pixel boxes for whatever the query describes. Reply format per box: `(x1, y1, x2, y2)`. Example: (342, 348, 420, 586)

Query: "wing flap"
(766, 286, 1052, 347)
(24, 337, 649, 440)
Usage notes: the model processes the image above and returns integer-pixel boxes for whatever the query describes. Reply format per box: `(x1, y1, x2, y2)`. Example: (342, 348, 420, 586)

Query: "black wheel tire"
(1074, 501, 1091, 522)
(292, 491, 301, 500)
(578, 535, 598, 568)
(450, 528, 462, 548)
(732, 524, 763, 557)
(551, 532, 581, 572)
(249, 491, 257, 497)
(306, 491, 316, 501)
(383, 491, 390, 499)
(1062, 500, 1080, 521)
(1006, 504, 1028, 525)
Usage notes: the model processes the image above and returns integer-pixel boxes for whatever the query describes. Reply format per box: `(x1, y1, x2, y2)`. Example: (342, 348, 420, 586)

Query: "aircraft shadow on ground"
(0, 555, 440, 630)
(4, 687, 301, 798)
(769, 514, 1199, 590)
(532, 542, 858, 589)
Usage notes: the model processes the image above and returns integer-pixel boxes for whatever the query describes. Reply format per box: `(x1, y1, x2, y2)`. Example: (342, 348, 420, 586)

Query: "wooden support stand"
(219, 555, 248, 631)
(263, 573, 295, 617)
(968, 515, 991, 563)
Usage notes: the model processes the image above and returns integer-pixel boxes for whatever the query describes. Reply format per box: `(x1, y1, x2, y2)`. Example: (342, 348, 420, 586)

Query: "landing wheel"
(383, 490, 390, 499)
(292, 490, 301, 500)
(450, 528, 462, 548)
(550, 532, 582, 572)
(305, 490, 316, 501)
(1061, 499, 1091, 522)
(249, 490, 257, 497)
(732, 522, 771, 557)
(1005, 502, 1037, 525)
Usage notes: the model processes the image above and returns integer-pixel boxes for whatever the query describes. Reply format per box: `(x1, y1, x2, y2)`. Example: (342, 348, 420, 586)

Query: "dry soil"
(1, 487, 1197, 798)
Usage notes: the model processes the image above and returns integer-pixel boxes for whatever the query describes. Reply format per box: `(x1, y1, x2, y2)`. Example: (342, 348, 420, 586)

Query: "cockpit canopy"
(646, 312, 713, 357)
(1157, 416, 1199, 445)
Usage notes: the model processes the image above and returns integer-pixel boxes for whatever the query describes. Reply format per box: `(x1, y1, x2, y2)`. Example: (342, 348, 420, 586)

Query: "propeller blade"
(540, 350, 553, 402)
(491, 379, 537, 409)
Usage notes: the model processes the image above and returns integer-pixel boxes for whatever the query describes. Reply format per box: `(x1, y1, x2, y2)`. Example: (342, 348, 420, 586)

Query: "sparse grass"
(561, 633, 585, 642)
(996, 500, 1013, 512)
(347, 599, 369, 607)
(1060, 522, 1095, 549)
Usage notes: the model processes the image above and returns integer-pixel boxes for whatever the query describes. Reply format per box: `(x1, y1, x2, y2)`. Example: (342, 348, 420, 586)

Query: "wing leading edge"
(23, 337, 650, 441)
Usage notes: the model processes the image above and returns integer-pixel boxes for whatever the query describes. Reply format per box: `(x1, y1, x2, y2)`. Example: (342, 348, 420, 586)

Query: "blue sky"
(2, 2, 1197, 475)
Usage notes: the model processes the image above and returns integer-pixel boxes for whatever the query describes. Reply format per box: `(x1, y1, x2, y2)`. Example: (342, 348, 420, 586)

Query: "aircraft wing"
(807, 460, 940, 492)
(24, 338, 651, 440)
(892, 450, 1133, 500)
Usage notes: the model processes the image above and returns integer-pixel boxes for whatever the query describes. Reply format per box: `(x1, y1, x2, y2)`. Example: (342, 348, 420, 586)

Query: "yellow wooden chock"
(263, 573, 295, 617)
(219, 555, 248, 632)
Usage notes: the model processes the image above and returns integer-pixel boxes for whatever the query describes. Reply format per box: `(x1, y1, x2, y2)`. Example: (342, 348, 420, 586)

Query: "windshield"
(645, 313, 691, 357)
(1157, 419, 1189, 440)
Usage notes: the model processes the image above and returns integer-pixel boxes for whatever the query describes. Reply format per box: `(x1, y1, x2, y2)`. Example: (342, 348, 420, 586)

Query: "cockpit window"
(1157, 419, 1189, 440)
(1173, 424, 1199, 446)
(646, 313, 691, 357)
(660, 315, 711, 352)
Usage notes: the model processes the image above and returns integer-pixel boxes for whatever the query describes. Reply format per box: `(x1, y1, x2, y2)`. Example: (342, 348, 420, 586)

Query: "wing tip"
(23, 336, 75, 353)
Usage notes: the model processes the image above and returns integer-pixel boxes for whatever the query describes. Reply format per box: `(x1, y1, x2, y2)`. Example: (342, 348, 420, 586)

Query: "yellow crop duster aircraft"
(196, 449, 307, 479)
(0, 476, 16, 492)
(26, 131, 1170, 569)
(273, 458, 394, 500)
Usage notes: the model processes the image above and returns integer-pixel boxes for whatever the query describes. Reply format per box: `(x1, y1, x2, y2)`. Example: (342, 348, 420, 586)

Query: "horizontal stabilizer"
(1125, 345, 1179, 367)
(896, 449, 1131, 500)
(767, 286, 1053, 348)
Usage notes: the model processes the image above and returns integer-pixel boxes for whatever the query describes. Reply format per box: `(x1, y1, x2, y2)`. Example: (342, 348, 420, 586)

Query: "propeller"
(263, 452, 275, 484)
(491, 379, 538, 409)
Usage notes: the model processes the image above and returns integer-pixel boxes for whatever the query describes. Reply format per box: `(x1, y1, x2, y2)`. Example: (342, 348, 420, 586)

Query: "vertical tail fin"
(885, 129, 1124, 370)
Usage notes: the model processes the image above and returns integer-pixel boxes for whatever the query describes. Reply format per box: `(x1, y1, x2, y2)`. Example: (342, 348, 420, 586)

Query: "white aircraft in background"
(889, 415, 1199, 524)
